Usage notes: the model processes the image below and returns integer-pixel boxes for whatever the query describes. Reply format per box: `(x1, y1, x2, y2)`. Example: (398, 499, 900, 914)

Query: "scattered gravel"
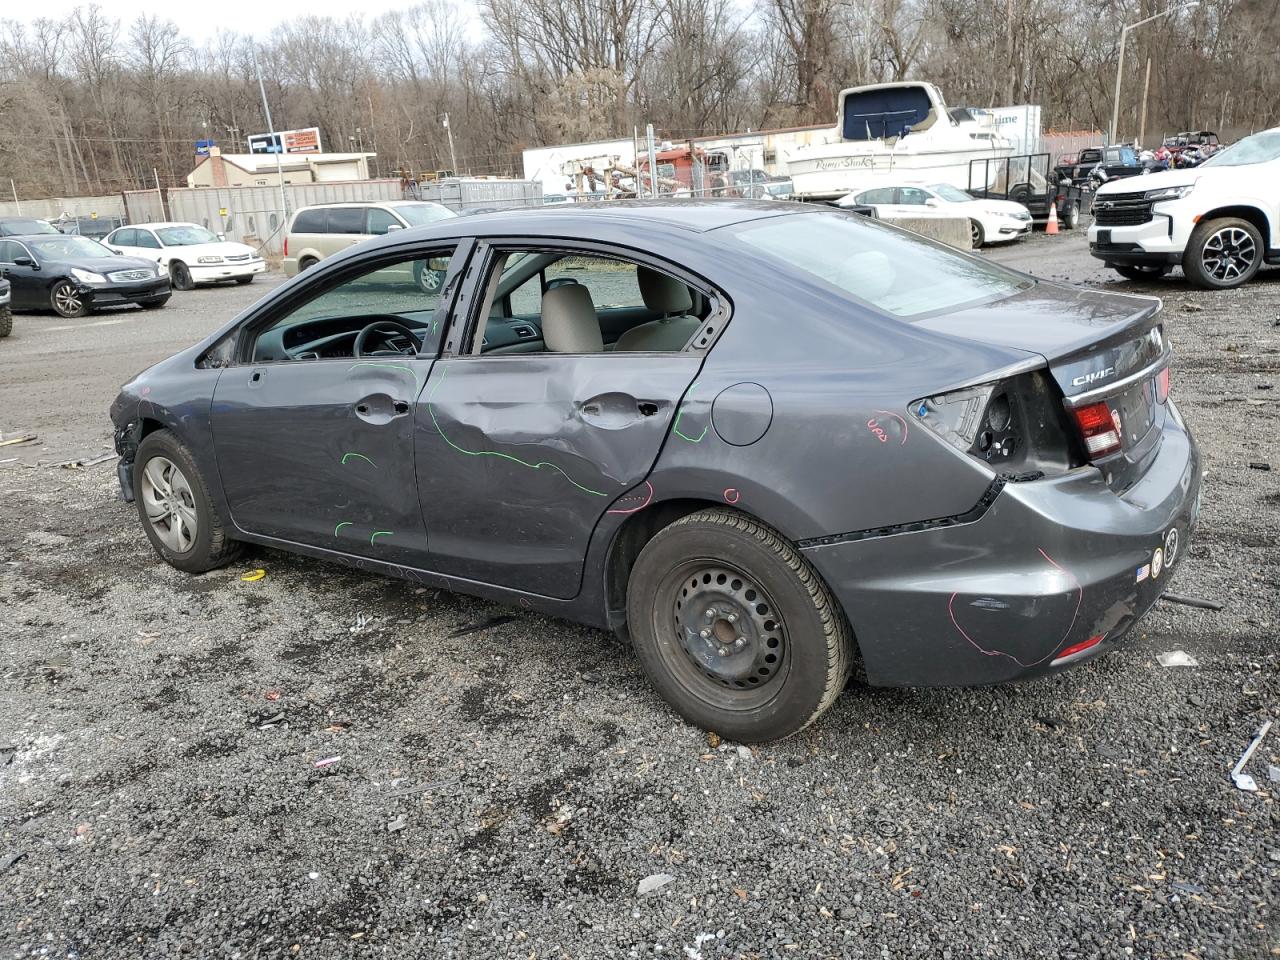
(1, 234, 1277, 958)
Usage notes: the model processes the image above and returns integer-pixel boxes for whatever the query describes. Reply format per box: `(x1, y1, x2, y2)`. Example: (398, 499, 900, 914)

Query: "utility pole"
(646, 124, 658, 198)
(1138, 58, 1152, 148)
(1110, 2, 1199, 145)
(442, 113, 458, 176)
(9, 179, 20, 215)
(154, 168, 167, 220)
(252, 44, 289, 221)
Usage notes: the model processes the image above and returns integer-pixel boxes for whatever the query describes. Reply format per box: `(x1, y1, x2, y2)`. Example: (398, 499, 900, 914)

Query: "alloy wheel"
(53, 283, 83, 316)
(662, 561, 790, 706)
(1202, 226, 1256, 282)
(969, 221, 982, 247)
(140, 455, 198, 553)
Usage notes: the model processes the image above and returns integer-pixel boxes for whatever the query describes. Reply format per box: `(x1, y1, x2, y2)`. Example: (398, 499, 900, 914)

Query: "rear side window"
(327, 207, 366, 234)
(857, 188, 895, 204)
(291, 209, 327, 233)
(731, 212, 1031, 319)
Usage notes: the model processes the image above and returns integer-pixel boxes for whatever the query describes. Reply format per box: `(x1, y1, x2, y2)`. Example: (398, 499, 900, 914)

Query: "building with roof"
(186, 147, 377, 188)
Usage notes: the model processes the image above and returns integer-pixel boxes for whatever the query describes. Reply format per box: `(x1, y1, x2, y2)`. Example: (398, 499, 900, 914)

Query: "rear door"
(0, 240, 40, 308)
(322, 206, 370, 258)
(417, 242, 713, 599)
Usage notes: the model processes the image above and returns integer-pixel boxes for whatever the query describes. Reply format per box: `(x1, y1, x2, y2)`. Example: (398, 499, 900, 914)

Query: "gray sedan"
(109, 201, 1200, 741)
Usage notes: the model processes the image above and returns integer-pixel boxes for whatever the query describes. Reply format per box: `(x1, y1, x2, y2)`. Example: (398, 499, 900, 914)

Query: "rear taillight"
(283, 236, 289, 257)
(1156, 366, 1170, 404)
(1071, 401, 1122, 458)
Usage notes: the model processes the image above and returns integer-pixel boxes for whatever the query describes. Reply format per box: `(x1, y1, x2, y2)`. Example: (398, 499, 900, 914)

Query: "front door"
(0, 239, 41, 308)
(417, 245, 710, 599)
(210, 245, 463, 565)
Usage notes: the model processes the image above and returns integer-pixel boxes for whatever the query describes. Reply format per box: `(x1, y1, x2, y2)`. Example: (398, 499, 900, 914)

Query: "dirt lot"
(1, 231, 1277, 959)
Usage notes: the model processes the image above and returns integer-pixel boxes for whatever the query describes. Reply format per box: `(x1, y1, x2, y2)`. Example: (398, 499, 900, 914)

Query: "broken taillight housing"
(283, 236, 289, 258)
(1071, 400, 1122, 458)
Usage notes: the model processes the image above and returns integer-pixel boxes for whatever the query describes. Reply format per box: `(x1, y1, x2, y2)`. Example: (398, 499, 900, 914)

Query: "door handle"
(354, 395, 411, 423)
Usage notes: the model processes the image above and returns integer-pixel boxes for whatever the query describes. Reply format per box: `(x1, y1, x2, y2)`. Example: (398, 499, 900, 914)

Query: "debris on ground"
(448, 615, 517, 638)
(1170, 880, 1206, 896)
(1157, 651, 1198, 667)
(386, 815, 407, 832)
(637, 873, 676, 895)
(314, 756, 342, 769)
(1229, 721, 1272, 792)
(1268, 764, 1280, 783)
(265, 690, 281, 701)
(50, 452, 116, 470)
(256, 711, 286, 729)
(0, 852, 27, 874)
(0, 434, 37, 447)
(1160, 593, 1225, 611)
(1247, 462, 1271, 471)
(239, 569, 266, 582)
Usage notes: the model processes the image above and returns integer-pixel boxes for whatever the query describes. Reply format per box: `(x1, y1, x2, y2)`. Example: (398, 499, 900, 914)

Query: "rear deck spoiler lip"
(1062, 344, 1172, 408)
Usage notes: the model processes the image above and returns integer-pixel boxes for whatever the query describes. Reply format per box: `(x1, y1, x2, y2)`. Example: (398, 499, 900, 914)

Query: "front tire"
(169, 261, 194, 291)
(969, 219, 985, 249)
(234, 276, 254, 285)
(1114, 264, 1169, 281)
(0, 305, 11, 338)
(134, 430, 241, 574)
(626, 509, 852, 742)
(140, 296, 170, 310)
(50, 280, 89, 318)
(1182, 217, 1262, 290)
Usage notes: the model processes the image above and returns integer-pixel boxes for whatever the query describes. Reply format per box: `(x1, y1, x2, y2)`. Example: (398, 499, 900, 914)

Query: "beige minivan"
(282, 201, 457, 287)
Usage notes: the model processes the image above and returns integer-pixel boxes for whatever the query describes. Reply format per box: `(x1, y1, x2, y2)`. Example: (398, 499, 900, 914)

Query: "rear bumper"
(802, 412, 1201, 687)
(190, 259, 267, 283)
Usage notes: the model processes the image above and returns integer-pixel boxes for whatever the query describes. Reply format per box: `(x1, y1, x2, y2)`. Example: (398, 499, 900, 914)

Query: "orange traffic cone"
(1046, 201, 1060, 236)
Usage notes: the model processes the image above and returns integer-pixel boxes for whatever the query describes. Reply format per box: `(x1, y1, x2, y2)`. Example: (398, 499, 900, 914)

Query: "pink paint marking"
(869, 409, 908, 445)
(946, 547, 1084, 668)
(606, 480, 655, 515)
(723, 488, 741, 504)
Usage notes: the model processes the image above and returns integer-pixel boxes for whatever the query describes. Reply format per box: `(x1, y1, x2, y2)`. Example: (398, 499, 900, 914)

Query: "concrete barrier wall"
(880, 215, 972, 250)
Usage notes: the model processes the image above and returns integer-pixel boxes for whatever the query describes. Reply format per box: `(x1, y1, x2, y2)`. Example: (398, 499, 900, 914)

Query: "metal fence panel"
(0, 194, 127, 221)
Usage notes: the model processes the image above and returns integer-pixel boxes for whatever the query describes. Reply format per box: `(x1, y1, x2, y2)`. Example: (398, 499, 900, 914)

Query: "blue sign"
(195, 139, 217, 156)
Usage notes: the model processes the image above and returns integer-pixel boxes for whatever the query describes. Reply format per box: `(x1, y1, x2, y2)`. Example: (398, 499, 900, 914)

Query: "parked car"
(58, 215, 126, 240)
(1054, 145, 1144, 184)
(110, 201, 1198, 742)
(834, 182, 1032, 247)
(0, 217, 60, 237)
(105, 222, 266, 290)
(1089, 126, 1280, 288)
(0, 234, 169, 317)
(282, 201, 457, 290)
(0, 277, 10, 338)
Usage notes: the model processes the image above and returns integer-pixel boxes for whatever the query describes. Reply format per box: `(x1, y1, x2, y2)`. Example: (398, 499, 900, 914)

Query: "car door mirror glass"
(427, 255, 449, 272)
(386, 224, 403, 233)
(13, 257, 33, 267)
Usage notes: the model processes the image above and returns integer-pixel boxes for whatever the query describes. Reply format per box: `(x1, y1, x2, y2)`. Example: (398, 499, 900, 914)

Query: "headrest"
(638, 266, 693, 315)
(542, 284, 603, 353)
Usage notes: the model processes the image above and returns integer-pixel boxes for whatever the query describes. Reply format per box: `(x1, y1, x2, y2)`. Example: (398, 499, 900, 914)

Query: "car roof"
(294, 200, 445, 211)
(447, 199, 799, 234)
(122, 222, 205, 230)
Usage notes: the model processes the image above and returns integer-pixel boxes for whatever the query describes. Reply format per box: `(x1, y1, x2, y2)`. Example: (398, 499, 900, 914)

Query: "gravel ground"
(1, 232, 1277, 959)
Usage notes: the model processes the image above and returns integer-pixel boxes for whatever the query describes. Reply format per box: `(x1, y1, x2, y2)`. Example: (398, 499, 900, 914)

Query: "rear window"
(730, 211, 1031, 319)
(389, 203, 457, 226)
(292, 209, 326, 233)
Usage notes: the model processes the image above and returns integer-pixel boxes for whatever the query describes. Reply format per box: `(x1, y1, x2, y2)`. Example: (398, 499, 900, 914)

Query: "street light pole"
(252, 44, 289, 221)
(1109, 2, 1199, 146)
(441, 113, 458, 176)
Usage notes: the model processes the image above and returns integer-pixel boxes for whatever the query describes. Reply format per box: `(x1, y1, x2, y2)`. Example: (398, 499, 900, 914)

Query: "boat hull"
(788, 143, 1017, 199)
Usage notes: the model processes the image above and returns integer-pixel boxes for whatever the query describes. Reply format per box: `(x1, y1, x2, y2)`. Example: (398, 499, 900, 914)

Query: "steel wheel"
(1201, 226, 1257, 282)
(51, 281, 87, 318)
(969, 219, 985, 248)
(170, 261, 194, 291)
(660, 560, 791, 709)
(140, 455, 199, 553)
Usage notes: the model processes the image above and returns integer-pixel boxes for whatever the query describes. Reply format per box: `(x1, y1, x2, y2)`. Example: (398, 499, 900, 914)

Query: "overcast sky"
(21, 0, 483, 42)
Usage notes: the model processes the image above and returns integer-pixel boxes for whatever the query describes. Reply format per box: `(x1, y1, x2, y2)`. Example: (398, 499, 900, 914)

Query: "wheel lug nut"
(704, 608, 716, 619)
(726, 613, 737, 623)
(717, 647, 729, 657)
(734, 637, 746, 649)
(699, 628, 711, 639)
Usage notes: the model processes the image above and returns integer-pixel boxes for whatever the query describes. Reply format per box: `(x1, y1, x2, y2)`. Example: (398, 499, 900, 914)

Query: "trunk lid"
(915, 282, 1170, 490)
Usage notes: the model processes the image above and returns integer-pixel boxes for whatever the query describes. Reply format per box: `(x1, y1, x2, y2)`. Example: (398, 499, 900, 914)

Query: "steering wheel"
(353, 318, 422, 358)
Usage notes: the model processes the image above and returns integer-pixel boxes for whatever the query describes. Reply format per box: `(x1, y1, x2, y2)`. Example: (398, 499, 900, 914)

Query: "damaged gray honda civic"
(110, 201, 1200, 742)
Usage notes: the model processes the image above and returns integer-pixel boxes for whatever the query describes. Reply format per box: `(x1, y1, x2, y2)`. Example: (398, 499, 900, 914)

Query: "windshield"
(1, 219, 61, 236)
(930, 184, 973, 202)
(156, 225, 219, 246)
(731, 211, 1031, 318)
(27, 236, 113, 259)
(389, 203, 458, 227)
(1202, 131, 1280, 167)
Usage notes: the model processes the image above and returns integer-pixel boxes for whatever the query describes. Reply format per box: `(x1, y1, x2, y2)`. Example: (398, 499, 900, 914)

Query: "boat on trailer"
(786, 81, 1016, 199)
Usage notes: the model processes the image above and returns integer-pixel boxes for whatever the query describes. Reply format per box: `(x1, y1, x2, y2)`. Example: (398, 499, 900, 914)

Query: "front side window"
(248, 249, 456, 363)
(135, 231, 163, 249)
(0, 240, 22, 261)
(857, 188, 895, 205)
(156, 225, 217, 246)
(931, 184, 973, 203)
(731, 211, 1031, 319)
(110, 229, 134, 246)
(898, 187, 932, 206)
(367, 208, 400, 235)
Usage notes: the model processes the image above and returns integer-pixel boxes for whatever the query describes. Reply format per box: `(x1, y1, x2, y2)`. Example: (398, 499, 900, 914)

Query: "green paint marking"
(334, 521, 353, 536)
(426, 367, 607, 497)
(341, 452, 376, 467)
(672, 381, 707, 443)
(347, 360, 418, 379)
(370, 530, 394, 543)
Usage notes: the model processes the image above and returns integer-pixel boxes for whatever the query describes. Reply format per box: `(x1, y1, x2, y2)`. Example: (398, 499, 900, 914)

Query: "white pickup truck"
(1088, 127, 1280, 289)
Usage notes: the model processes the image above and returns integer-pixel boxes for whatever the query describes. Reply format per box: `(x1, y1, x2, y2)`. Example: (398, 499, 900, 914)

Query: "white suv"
(1088, 127, 1280, 289)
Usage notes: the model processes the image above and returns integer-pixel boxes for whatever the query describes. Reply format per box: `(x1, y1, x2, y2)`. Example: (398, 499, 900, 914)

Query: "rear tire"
(299, 257, 318, 272)
(1061, 201, 1080, 230)
(140, 296, 169, 310)
(969, 219, 985, 249)
(235, 276, 254, 285)
(1182, 217, 1262, 290)
(1115, 264, 1169, 281)
(169, 261, 194, 291)
(133, 429, 241, 574)
(625, 508, 852, 742)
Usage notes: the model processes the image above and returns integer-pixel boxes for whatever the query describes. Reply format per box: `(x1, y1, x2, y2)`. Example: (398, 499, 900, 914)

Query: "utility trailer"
(967, 154, 1092, 230)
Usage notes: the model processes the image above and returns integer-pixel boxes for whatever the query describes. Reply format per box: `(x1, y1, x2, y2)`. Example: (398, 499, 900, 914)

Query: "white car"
(1089, 127, 1280, 289)
(835, 183, 1032, 248)
(105, 222, 267, 290)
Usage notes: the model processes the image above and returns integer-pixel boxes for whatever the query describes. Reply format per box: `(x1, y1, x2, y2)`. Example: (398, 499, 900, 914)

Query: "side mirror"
(217, 233, 226, 241)
(386, 224, 403, 233)
(925, 198, 940, 208)
(13, 256, 34, 267)
(426, 255, 449, 272)
(109, 248, 122, 255)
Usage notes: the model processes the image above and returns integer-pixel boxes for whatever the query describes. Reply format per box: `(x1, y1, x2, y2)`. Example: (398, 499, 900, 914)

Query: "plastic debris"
(0, 852, 27, 874)
(239, 569, 266, 582)
(265, 690, 281, 701)
(1248, 462, 1271, 471)
(637, 873, 676, 896)
(0, 434, 37, 447)
(386, 815, 407, 832)
(256, 711, 286, 729)
(1268, 765, 1280, 783)
(1230, 721, 1272, 792)
(1160, 593, 1225, 612)
(736, 745, 753, 761)
(1157, 651, 1198, 667)
(1170, 880, 1206, 895)
(314, 756, 342, 769)
(448, 614, 517, 638)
